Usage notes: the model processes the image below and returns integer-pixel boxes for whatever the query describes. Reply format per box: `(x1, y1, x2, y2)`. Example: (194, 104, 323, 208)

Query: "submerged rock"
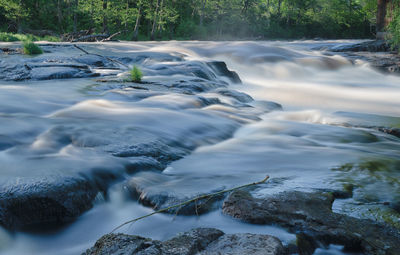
(84, 228, 284, 255)
(125, 171, 224, 215)
(223, 190, 400, 255)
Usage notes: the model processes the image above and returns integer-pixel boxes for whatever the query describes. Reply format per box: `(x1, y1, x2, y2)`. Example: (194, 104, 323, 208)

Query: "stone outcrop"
(83, 228, 284, 255)
(222, 190, 400, 255)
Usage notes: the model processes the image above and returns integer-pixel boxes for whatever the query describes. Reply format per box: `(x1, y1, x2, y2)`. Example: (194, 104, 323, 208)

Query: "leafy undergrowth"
(0, 32, 59, 42)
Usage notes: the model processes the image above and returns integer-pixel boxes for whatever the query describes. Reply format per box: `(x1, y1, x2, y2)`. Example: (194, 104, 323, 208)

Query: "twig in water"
(73, 44, 89, 54)
(111, 175, 270, 233)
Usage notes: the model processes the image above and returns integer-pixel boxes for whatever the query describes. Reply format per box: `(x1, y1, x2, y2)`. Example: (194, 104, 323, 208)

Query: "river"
(0, 40, 399, 255)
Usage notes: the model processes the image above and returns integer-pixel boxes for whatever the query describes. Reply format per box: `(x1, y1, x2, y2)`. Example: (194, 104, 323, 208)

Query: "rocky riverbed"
(0, 40, 399, 255)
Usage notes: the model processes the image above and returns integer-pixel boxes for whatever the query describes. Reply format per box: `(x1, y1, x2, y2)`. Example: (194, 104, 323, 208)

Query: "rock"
(30, 66, 97, 80)
(199, 233, 284, 255)
(116, 52, 183, 65)
(84, 228, 285, 255)
(72, 54, 118, 68)
(143, 61, 219, 83)
(378, 127, 400, 138)
(0, 56, 103, 81)
(112, 141, 189, 166)
(0, 62, 30, 81)
(331, 40, 394, 52)
(125, 171, 224, 215)
(83, 233, 154, 255)
(0, 176, 98, 230)
(216, 89, 253, 103)
(207, 61, 242, 84)
(295, 233, 317, 255)
(222, 190, 400, 255)
(160, 228, 224, 255)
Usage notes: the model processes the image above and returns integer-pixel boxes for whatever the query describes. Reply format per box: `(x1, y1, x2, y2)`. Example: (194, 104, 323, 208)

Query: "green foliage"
(0, 0, 380, 40)
(130, 66, 143, 83)
(388, 6, 400, 50)
(0, 32, 19, 41)
(22, 41, 43, 55)
(0, 32, 59, 42)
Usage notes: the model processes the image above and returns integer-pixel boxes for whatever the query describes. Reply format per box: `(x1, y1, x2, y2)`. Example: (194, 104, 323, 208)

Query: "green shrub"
(130, 66, 143, 82)
(41, 35, 60, 42)
(0, 32, 59, 42)
(0, 32, 19, 42)
(388, 7, 400, 51)
(23, 41, 43, 55)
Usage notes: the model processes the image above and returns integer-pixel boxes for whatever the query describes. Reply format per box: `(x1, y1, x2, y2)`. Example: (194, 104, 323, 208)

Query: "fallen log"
(61, 29, 95, 42)
(100, 31, 123, 42)
(72, 34, 109, 42)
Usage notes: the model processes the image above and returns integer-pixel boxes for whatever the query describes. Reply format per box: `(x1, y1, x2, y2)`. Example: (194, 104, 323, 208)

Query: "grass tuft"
(130, 66, 143, 82)
(23, 41, 43, 55)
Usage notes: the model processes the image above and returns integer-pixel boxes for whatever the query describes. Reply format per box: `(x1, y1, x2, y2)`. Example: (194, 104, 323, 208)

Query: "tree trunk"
(200, 0, 207, 26)
(103, 0, 109, 34)
(132, 4, 142, 41)
(57, 0, 63, 32)
(73, 0, 78, 33)
(150, 0, 161, 40)
(156, 0, 164, 39)
(278, 0, 282, 17)
(377, 0, 388, 33)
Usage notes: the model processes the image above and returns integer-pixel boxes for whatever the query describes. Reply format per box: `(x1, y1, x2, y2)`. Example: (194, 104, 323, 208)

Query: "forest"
(0, 0, 383, 40)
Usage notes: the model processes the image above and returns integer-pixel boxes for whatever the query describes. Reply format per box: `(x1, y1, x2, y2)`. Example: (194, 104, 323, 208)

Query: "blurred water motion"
(0, 40, 399, 255)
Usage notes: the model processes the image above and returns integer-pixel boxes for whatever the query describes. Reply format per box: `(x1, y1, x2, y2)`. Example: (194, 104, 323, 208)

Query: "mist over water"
(1, 40, 399, 254)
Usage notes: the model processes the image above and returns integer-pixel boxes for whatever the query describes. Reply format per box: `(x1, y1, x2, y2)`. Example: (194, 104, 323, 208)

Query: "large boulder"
(207, 61, 242, 84)
(83, 228, 285, 255)
(222, 190, 400, 255)
(0, 176, 98, 230)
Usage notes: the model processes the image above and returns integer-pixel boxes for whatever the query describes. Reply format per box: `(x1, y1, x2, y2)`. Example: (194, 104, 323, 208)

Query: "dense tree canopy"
(0, 0, 384, 40)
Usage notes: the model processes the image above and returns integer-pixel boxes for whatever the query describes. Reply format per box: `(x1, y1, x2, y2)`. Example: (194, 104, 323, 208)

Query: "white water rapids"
(0, 40, 399, 255)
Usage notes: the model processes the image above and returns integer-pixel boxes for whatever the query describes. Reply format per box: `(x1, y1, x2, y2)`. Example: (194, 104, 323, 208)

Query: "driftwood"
(111, 175, 270, 233)
(61, 29, 95, 42)
(100, 31, 123, 42)
(72, 34, 109, 42)
(73, 44, 129, 69)
(61, 29, 124, 42)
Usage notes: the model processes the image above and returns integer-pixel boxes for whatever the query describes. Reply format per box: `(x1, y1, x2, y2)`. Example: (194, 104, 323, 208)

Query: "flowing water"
(0, 40, 400, 255)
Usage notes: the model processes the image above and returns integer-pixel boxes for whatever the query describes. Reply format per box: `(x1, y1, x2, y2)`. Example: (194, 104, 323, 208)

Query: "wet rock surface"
(84, 228, 284, 255)
(199, 233, 284, 255)
(329, 40, 393, 52)
(0, 54, 114, 81)
(222, 190, 400, 255)
(125, 171, 225, 215)
(0, 176, 98, 230)
(319, 40, 400, 74)
(342, 52, 400, 74)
